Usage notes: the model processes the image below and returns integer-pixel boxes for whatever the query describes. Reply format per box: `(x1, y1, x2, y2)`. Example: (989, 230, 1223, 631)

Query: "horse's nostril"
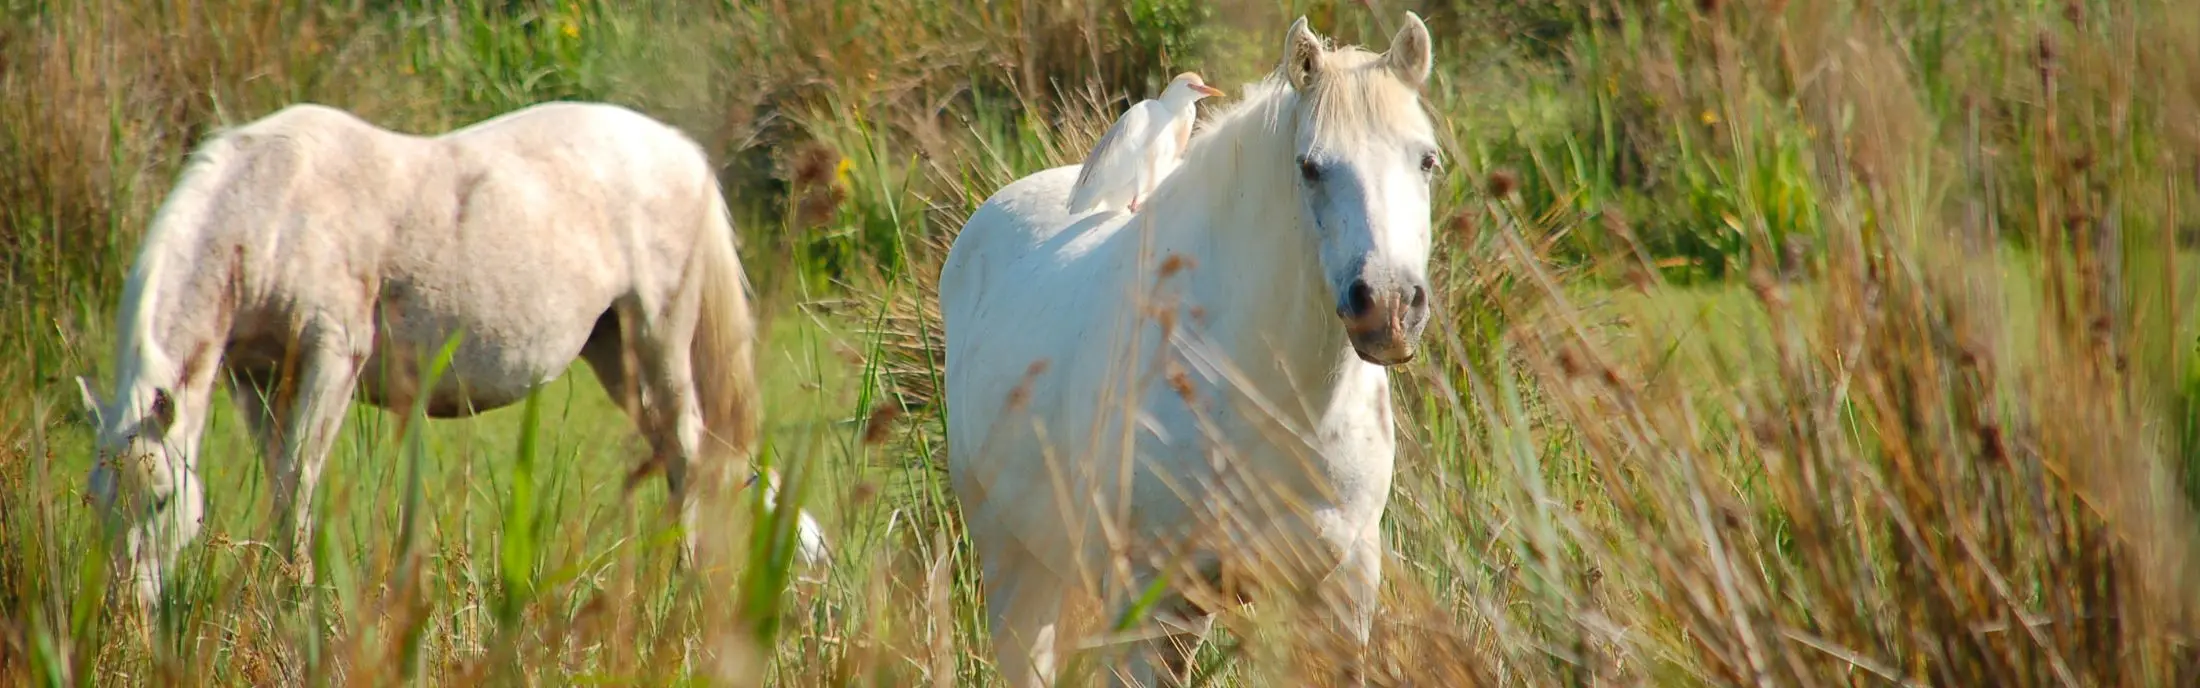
(1347, 280, 1375, 316)
(1410, 285, 1427, 309)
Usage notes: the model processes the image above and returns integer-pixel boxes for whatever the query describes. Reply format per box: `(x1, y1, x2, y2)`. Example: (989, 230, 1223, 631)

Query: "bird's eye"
(1419, 152, 1441, 174)
(1298, 157, 1322, 183)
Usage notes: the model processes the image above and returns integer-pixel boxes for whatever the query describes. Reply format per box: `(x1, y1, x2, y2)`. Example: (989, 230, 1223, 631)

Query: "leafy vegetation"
(5, 0, 2200, 685)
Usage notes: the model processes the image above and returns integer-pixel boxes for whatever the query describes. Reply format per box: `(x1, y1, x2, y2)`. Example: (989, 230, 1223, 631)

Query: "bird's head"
(1162, 72, 1226, 105)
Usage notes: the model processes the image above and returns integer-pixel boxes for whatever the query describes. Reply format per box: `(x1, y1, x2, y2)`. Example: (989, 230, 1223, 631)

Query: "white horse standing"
(943, 15, 1439, 686)
(78, 101, 826, 609)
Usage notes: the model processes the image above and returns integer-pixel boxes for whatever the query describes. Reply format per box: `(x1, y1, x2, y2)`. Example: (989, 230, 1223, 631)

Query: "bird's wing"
(1067, 102, 1156, 213)
(1172, 112, 1194, 158)
(1147, 110, 1195, 180)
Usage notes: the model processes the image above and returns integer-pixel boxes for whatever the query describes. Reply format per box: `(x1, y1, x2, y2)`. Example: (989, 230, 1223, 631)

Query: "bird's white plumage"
(1067, 75, 1218, 214)
(1066, 102, 1162, 213)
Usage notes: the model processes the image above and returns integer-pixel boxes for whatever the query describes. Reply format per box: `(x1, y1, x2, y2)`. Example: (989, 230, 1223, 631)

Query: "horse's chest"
(1127, 380, 1397, 544)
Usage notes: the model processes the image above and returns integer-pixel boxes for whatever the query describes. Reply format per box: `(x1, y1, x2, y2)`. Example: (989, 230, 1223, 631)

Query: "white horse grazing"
(78, 101, 827, 609)
(943, 14, 1439, 686)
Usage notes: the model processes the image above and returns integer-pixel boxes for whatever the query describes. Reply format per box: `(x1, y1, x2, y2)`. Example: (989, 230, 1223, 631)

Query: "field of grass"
(7, 0, 2200, 685)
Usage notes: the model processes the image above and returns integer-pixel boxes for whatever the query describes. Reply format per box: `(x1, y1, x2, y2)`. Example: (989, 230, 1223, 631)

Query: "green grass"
(8, 313, 870, 682)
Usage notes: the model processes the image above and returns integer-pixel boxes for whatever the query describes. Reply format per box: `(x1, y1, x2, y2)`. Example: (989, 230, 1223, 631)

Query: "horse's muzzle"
(1338, 274, 1430, 366)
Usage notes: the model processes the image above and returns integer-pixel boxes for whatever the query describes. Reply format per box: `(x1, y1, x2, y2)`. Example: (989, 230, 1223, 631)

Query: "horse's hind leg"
(581, 306, 712, 562)
(583, 308, 827, 570)
(580, 310, 642, 420)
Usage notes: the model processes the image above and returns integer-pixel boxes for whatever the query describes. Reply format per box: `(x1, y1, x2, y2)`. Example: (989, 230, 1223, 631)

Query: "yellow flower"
(1700, 109, 1720, 125)
(561, 21, 579, 39)
(834, 157, 854, 186)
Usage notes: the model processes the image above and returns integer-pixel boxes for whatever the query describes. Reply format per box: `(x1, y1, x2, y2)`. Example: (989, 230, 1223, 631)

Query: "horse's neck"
(1167, 142, 1369, 423)
(118, 223, 239, 399)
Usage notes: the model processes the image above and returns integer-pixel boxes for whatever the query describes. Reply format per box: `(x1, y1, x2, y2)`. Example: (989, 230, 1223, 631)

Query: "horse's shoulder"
(232, 104, 383, 141)
(258, 102, 364, 123)
(207, 105, 417, 180)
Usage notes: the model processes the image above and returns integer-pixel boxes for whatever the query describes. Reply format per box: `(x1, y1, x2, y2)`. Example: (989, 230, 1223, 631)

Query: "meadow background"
(5, 0, 2200, 685)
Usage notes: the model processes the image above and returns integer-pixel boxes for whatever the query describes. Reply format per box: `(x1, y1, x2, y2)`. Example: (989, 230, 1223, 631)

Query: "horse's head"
(79, 366, 199, 511)
(1280, 14, 1439, 366)
(77, 289, 210, 581)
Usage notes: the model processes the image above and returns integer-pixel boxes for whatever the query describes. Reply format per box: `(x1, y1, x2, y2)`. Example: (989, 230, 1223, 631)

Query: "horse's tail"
(685, 161, 833, 570)
(689, 185, 762, 464)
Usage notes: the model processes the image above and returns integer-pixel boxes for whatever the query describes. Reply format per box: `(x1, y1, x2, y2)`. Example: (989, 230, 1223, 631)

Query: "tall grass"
(5, 0, 2200, 685)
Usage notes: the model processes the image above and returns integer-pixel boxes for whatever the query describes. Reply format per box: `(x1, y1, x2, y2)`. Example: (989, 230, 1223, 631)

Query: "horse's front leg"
(1310, 525, 1382, 687)
(1110, 593, 1214, 688)
(980, 543, 1072, 688)
(261, 330, 366, 587)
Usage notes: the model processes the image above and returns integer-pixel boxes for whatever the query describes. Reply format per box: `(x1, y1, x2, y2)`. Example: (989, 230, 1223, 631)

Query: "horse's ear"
(1385, 12, 1433, 87)
(1281, 16, 1325, 90)
(76, 376, 105, 428)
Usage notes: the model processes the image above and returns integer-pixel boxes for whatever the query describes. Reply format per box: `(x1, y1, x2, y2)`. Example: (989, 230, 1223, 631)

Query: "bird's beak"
(1193, 84, 1225, 98)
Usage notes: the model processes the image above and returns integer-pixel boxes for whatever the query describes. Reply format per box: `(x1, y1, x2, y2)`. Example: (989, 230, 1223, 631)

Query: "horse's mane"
(1155, 75, 1297, 207)
(1147, 47, 1423, 213)
(109, 135, 237, 391)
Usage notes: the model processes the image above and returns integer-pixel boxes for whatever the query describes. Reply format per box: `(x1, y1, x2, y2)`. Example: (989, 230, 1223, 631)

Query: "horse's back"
(230, 103, 386, 137)
(941, 165, 1121, 424)
(940, 164, 1135, 314)
(386, 103, 724, 410)
(194, 102, 728, 414)
(201, 104, 424, 192)
(442, 102, 713, 180)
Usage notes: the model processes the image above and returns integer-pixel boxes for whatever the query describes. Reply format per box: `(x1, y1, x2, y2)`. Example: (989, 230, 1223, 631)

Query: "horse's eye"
(1298, 157, 1322, 183)
(1420, 152, 1441, 173)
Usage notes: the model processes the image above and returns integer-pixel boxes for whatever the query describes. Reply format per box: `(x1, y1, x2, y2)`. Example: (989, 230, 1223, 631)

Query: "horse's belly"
(362, 309, 598, 417)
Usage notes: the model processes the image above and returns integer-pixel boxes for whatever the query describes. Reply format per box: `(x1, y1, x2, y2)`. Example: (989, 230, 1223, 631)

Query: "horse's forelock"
(1148, 43, 1429, 217)
(1295, 48, 1430, 148)
(1192, 47, 1427, 154)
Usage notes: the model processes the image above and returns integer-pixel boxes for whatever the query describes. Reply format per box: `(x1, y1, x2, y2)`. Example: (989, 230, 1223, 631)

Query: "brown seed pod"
(1166, 363, 1197, 403)
(850, 481, 881, 507)
(1485, 169, 1519, 198)
(1445, 209, 1477, 244)
(862, 402, 902, 446)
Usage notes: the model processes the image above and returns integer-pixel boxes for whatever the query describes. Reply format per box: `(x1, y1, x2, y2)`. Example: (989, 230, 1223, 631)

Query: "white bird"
(1067, 72, 1225, 214)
